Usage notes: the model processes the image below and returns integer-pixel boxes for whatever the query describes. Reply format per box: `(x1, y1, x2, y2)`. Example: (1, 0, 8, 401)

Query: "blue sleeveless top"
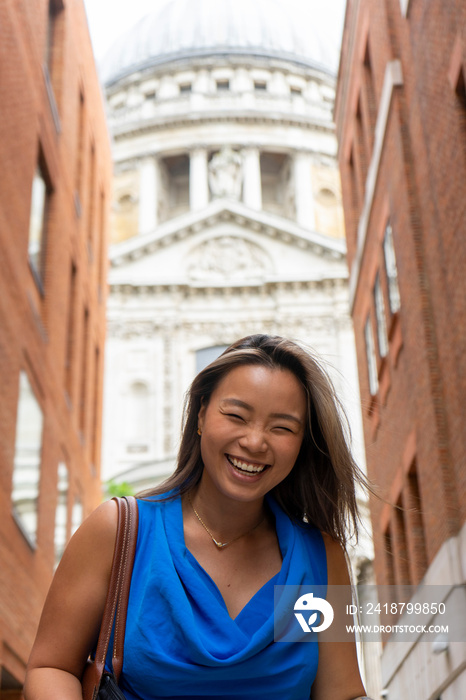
(110, 493, 327, 700)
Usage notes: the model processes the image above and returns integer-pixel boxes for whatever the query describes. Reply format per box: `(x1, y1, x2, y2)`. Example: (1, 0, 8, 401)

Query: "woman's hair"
(141, 334, 368, 546)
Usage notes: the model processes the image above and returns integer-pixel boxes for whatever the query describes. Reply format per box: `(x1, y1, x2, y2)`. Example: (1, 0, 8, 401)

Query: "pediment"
(186, 234, 274, 283)
(109, 199, 347, 287)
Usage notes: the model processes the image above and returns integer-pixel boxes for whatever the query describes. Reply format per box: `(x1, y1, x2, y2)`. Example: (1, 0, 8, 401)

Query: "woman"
(25, 334, 372, 700)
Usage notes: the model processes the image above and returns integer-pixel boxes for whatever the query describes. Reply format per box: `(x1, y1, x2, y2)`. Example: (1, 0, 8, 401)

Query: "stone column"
(242, 147, 262, 210)
(294, 152, 316, 230)
(189, 148, 209, 211)
(138, 157, 158, 235)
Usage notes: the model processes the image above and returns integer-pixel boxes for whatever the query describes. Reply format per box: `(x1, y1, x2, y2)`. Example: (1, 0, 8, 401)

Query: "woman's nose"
(238, 427, 268, 452)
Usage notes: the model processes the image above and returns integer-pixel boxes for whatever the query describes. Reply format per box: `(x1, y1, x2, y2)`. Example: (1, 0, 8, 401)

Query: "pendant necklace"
(188, 492, 265, 549)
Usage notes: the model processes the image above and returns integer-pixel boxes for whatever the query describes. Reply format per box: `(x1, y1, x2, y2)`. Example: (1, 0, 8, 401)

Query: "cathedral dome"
(101, 0, 335, 85)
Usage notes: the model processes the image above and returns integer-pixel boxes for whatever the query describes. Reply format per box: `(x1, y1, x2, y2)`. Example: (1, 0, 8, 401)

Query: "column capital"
(189, 146, 209, 156)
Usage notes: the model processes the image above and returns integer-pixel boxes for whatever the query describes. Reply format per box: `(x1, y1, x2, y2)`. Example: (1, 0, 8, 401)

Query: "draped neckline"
(165, 493, 294, 625)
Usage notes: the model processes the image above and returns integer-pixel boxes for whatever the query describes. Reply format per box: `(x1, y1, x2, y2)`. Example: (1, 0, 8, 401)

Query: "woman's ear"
(198, 399, 206, 432)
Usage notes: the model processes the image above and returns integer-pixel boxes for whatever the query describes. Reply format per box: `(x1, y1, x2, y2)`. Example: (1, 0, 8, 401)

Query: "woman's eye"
(274, 426, 293, 433)
(227, 413, 244, 421)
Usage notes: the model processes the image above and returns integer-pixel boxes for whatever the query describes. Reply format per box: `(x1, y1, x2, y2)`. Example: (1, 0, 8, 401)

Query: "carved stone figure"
(208, 148, 243, 200)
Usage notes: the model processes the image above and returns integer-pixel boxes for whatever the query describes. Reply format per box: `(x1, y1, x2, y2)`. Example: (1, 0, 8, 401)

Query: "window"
(75, 90, 85, 213)
(11, 372, 44, 547)
(349, 146, 360, 213)
(91, 346, 101, 469)
(71, 495, 83, 535)
(356, 96, 368, 185)
(179, 83, 192, 94)
(318, 187, 337, 205)
(399, 0, 412, 17)
(87, 143, 96, 257)
(98, 190, 106, 300)
(145, 91, 156, 100)
(384, 526, 395, 585)
(28, 158, 51, 288)
(454, 66, 466, 157)
(44, 0, 64, 125)
(290, 86, 302, 96)
(216, 80, 230, 91)
(254, 80, 267, 91)
(79, 307, 89, 437)
(54, 462, 69, 565)
(374, 272, 388, 357)
(363, 40, 377, 138)
(65, 263, 77, 401)
(394, 497, 411, 586)
(125, 381, 150, 448)
(406, 460, 428, 582)
(364, 317, 378, 395)
(383, 221, 401, 313)
(196, 345, 228, 374)
(45, 0, 64, 74)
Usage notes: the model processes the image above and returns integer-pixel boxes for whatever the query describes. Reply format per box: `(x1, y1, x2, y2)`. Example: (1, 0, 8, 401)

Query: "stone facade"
(100, 0, 379, 692)
(101, 1, 365, 490)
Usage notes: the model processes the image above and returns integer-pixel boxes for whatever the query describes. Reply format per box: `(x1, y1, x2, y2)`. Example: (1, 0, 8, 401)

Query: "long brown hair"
(141, 334, 368, 545)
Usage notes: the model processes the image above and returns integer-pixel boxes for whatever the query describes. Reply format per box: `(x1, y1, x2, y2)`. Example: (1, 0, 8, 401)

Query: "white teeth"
(228, 456, 266, 473)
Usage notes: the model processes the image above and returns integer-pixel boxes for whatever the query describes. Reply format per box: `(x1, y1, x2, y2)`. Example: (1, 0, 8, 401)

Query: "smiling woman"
(25, 335, 371, 700)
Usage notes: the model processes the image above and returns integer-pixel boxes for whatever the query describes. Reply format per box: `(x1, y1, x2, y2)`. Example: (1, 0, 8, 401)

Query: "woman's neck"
(188, 479, 268, 542)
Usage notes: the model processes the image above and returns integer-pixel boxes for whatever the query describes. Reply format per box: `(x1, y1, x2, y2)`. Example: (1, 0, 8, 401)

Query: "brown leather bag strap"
(91, 496, 138, 688)
(112, 496, 138, 681)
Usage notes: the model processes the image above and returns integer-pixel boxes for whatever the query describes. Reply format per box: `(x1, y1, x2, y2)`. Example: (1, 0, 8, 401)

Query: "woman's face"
(197, 364, 307, 504)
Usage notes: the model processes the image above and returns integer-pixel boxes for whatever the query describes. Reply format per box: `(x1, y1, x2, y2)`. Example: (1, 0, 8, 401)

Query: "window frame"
(11, 371, 44, 549)
(28, 155, 52, 293)
(364, 315, 379, 396)
(383, 221, 401, 314)
(374, 271, 389, 358)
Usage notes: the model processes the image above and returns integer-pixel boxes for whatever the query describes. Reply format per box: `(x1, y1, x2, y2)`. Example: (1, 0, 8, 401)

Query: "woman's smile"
(226, 454, 271, 474)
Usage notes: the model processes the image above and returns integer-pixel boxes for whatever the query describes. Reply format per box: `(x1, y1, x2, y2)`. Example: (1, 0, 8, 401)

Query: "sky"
(83, 0, 347, 67)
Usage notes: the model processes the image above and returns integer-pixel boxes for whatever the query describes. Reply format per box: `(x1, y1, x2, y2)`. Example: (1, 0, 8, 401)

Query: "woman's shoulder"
(320, 532, 351, 586)
(60, 499, 119, 568)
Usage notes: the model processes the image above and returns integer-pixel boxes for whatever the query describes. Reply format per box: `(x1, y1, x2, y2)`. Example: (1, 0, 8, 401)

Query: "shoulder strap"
(86, 496, 139, 698)
(112, 496, 138, 680)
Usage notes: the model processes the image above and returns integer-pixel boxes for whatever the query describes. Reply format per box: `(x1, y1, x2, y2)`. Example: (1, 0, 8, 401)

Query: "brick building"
(335, 0, 465, 697)
(0, 0, 111, 694)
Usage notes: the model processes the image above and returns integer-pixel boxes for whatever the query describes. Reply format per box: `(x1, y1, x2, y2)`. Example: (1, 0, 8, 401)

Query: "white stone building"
(100, 0, 366, 496)
(99, 4, 381, 690)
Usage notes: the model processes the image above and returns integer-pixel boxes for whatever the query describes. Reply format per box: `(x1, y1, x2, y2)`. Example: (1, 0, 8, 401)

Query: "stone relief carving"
(186, 235, 273, 281)
(208, 147, 242, 200)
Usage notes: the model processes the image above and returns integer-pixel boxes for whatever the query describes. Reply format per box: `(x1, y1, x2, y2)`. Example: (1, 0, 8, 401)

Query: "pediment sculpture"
(186, 235, 273, 281)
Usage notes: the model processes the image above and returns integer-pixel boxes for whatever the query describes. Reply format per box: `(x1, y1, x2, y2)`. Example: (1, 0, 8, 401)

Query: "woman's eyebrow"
(270, 412, 303, 425)
(221, 398, 252, 410)
(220, 399, 302, 425)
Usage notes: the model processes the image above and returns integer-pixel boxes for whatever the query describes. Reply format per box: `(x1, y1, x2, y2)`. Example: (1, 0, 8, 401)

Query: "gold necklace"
(188, 493, 265, 549)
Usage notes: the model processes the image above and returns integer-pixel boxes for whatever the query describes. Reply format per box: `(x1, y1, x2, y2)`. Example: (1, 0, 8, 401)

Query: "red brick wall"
(335, 0, 466, 587)
(0, 0, 112, 690)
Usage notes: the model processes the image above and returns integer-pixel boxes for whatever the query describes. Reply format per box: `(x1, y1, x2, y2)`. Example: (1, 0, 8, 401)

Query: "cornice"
(109, 276, 348, 296)
(111, 111, 335, 141)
